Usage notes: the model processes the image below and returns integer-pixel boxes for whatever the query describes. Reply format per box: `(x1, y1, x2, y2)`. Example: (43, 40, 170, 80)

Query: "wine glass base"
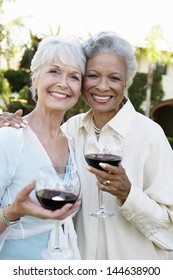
(89, 209, 116, 218)
(41, 247, 73, 260)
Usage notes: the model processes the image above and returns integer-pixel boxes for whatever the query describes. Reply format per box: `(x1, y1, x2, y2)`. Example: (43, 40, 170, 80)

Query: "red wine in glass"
(85, 153, 122, 170)
(36, 189, 79, 210)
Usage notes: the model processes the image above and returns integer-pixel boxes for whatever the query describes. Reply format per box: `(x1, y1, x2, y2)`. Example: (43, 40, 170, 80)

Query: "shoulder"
(0, 126, 23, 138)
(65, 113, 86, 126)
(135, 112, 171, 149)
(61, 113, 87, 133)
(0, 127, 24, 149)
(136, 112, 165, 135)
(0, 128, 25, 172)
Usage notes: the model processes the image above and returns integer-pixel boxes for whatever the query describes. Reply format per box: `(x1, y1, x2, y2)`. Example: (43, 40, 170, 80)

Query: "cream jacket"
(62, 98, 173, 260)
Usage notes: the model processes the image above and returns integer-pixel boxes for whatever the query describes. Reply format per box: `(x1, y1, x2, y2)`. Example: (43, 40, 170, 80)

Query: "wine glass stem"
(99, 189, 106, 211)
(54, 220, 61, 250)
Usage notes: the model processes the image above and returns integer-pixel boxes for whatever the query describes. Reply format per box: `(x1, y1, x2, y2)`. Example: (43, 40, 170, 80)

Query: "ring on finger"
(103, 180, 111, 187)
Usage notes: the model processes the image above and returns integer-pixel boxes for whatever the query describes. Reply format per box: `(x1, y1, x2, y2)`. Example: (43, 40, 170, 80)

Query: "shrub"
(167, 137, 173, 149)
(3, 69, 30, 93)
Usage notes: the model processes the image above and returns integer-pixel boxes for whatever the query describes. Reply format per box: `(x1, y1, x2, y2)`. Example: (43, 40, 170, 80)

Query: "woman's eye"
(49, 69, 60, 74)
(111, 76, 121, 81)
(70, 75, 80, 81)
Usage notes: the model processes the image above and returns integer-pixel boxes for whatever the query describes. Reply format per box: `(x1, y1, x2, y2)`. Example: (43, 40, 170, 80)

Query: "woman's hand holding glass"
(84, 134, 123, 217)
(10, 179, 80, 222)
(87, 162, 131, 205)
(35, 164, 81, 260)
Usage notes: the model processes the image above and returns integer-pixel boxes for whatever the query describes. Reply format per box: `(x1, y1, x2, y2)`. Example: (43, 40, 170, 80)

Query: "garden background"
(1, 0, 173, 146)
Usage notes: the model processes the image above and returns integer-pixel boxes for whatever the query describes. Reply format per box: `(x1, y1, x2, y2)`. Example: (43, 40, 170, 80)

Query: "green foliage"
(20, 49, 36, 70)
(145, 26, 164, 63)
(0, 23, 5, 41)
(151, 74, 164, 105)
(143, 25, 171, 65)
(3, 69, 30, 92)
(6, 100, 35, 115)
(20, 33, 42, 70)
(167, 137, 173, 149)
(0, 70, 11, 107)
(0, 12, 25, 67)
(1, 68, 35, 113)
(19, 85, 30, 99)
(18, 85, 35, 105)
(6, 100, 25, 112)
(0, 71, 11, 95)
(128, 72, 164, 113)
(128, 73, 147, 113)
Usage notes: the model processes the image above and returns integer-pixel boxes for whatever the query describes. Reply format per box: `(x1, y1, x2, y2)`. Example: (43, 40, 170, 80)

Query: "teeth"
(93, 94, 111, 101)
(49, 92, 67, 98)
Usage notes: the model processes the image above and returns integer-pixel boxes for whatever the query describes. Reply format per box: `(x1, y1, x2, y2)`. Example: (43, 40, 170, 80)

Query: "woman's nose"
(56, 76, 68, 89)
(96, 78, 109, 92)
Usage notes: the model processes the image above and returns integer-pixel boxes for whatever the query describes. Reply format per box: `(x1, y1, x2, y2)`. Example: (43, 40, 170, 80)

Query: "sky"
(2, 0, 173, 46)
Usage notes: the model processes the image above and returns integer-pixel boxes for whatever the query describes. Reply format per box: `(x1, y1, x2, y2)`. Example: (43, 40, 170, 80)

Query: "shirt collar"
(80, 98, 136, 138)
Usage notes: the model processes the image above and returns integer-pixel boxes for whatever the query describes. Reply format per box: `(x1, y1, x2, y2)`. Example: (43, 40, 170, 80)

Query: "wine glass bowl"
(84, 134, 123, 218)
(35, 164, 80, 259)
(36, 165, 80, 211)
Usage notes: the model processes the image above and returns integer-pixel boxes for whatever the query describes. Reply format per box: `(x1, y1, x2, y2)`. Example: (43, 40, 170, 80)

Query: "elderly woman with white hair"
(0, 35, 85, 259)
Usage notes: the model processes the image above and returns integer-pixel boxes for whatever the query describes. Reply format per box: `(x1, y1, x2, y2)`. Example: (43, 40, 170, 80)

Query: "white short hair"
(30, 36, 86, 100)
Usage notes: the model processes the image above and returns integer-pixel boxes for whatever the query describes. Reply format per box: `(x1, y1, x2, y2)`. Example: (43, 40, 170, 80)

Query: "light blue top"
(0, 231, 50, 260)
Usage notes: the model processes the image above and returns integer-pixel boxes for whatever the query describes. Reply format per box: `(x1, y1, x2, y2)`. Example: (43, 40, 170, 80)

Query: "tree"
(0, 0, 27, 68)
(142, 25, 172, 117)
(19, 32, 42, 70)
(20, 26, 61, 70)
(0, 71, 11, 108)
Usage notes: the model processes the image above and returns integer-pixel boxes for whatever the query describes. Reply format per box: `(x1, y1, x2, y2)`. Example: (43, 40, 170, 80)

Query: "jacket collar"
(80, 98, 137, 138)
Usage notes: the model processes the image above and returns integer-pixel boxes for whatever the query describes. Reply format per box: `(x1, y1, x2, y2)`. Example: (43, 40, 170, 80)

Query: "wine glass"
(35, 164, 81, 259)
(84, 134, 123, 218)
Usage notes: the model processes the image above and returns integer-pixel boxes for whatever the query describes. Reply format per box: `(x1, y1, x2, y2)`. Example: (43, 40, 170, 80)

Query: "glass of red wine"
(35, 164, 80, 259)
(84, 134, 123, 218)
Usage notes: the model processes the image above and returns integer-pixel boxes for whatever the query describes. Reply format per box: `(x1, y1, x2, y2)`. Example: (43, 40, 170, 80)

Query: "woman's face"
(82, 52, 127, 116)
(35, 59, 82, 112)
